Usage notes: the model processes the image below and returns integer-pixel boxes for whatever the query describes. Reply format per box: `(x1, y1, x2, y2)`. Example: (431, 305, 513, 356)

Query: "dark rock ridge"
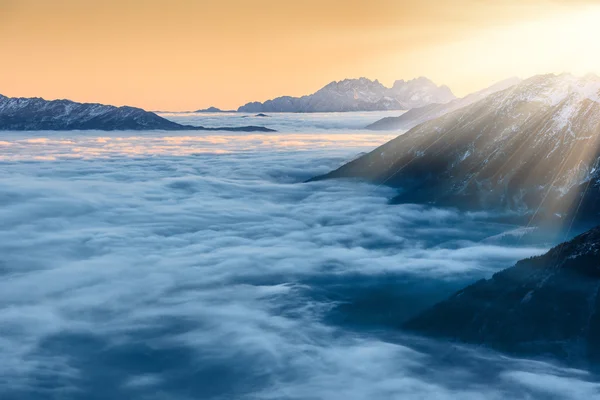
(241, 113, 271, 118)
(0, 94, 274, 132)
(366, 77, 522, 131)
(311, 73, 600, 224)
(237, 77, 455, 113)
(405, 225, 600, 366)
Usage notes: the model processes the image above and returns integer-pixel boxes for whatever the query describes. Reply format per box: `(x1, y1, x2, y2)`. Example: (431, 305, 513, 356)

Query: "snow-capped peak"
(510, 73, 600, 106)
(238, 76, 456, 112)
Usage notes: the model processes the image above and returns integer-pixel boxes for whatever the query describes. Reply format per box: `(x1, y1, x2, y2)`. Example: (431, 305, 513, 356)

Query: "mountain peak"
(331, 77, 384, 86)
(392, 76, 435, 88)
(237, 76, 455, 112)
(390, 77, 456, 104)
(514, 73, 600, 106)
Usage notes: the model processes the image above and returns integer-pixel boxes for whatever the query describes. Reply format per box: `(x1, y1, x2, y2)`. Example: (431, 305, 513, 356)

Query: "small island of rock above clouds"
(193, 106, 236, 113)
(0, 94, 274, 132)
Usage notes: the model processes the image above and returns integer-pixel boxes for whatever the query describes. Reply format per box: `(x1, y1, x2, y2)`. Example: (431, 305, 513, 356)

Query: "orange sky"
(1, 0, 600, 111)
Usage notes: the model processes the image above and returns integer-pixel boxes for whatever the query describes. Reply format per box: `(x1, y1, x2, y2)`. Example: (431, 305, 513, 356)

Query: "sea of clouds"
(1, 113, 599, 399)
(156, 110, 405, 132)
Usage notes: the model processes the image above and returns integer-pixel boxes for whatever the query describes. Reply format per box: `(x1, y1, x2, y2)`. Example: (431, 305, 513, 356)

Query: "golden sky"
(1, 0, 600, 111)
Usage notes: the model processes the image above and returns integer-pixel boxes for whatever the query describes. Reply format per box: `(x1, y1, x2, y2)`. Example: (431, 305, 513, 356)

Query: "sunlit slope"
(313, 74, 600, 224)
(366, 77, 521, 131)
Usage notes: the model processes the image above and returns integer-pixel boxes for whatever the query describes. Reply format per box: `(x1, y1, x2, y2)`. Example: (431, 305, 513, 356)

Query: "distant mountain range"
(311, 73, 600, 225)
(238, 77, 456, 113)
(405, 224, 600, 366)
(366, 77, 522, 131)
(0, 94, 274, 132)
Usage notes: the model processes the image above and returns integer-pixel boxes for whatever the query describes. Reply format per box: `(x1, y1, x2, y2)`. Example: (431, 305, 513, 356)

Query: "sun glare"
(392, 5, 600, 97)
(516, 6, 600, 76)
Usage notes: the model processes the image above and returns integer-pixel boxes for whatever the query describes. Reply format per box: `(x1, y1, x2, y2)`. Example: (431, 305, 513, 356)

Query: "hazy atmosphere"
(1, 0, 600, 110)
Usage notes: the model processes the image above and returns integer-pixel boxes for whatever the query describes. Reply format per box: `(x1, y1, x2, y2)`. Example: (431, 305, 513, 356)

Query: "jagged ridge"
(238, 77, 455, 113)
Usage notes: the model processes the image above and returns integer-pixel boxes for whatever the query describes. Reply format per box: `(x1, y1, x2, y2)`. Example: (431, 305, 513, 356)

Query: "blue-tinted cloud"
(0, 122, 595, 399)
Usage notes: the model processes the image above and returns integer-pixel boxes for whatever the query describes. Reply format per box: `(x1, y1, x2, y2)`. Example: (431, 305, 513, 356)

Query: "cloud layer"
(0, 117, 598, 399)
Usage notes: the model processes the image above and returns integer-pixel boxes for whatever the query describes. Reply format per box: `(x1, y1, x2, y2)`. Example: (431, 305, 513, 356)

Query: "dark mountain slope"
(405, 225, 600, 366)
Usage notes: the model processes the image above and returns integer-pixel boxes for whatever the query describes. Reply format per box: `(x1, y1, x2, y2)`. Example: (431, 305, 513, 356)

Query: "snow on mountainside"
(0, 95, 274, 132)
(366, 77, 522, 131)
(389, 76, 456, 108)
(311, 73, 600, 225)
(515, 73, 600, 105)
(0, 95, 185, 130)
(405, 224, 600, 366)
(237, 77, 455, 113)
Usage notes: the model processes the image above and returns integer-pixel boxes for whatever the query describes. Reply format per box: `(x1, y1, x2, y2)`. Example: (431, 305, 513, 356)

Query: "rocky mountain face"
(312, 74, 600, 225)
(405, 225, 600, 366)
(388, 77, 456, 108)
(0, 95, 274, 132)
(237, 77, 455, 113)
(366, 77, 522, 131)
